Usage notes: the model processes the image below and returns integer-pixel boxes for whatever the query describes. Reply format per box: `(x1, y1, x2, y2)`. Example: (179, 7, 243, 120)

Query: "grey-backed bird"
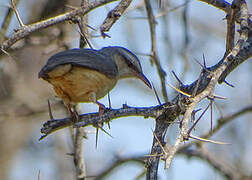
(38, 46, 151, 116)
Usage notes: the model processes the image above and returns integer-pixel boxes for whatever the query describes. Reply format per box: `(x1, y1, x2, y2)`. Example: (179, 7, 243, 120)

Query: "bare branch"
(11, 0, 24, 27)
(100, 0, 132, 37)
(0, 0, 118, 54)
(73, 128, 86, 180)
(178, 147, 251, 180)
(0, 1, 18, 42)
(164, 0, 251, 169)
(145, 0, 169, 102)
(94, 155, 145, 180)
(40, 104, 180, 140)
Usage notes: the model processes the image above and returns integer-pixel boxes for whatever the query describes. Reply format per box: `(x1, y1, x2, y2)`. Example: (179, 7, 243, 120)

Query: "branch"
(0, 1, 19, 42)
(100, 0, 132, 37)
(72, 1, 90, 179)
(198, 0, 252, 83)
(178, 148, 251, 180)
(94, 154, 145, 180)
(73, 128, 87, 180)
(164, 0, 251, 169)
(203, 105, 252, 139)
(145, 0, 169, 102)
(0, 0, 118, 54)
(40, 103, 180, 140)
(178, 104, 252, 156)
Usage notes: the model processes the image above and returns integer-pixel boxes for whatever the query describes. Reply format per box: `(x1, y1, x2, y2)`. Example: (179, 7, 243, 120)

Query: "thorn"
(193, 58, 211, 73)
(108, 91, 112, 109)
(202, 53, 207, 68)
(95, 127, 99, 149)
(0, 47, 17, 62)
(213, 94, 228, 100)
(11, 0, 24, 27)
(122, 103, 130, 108)
(168, 83, 191, 97)
(191, 108, 202, 123)
(171, 71, 184, 86)
(210, 101, 213, 134)
(223, 80, 235, 88)
(107, 122, 111, 129)
(84, 23, 96, 31)
(47, 99, 54, 120)
(153, 130, 166, 155)
(187, 103, 210, 135)
(39, 135, 47, 141)
(99, 125, 113, 138)
(189, 135, 231, 145)
(101, 31, 111, 38)
(76, 19, 93, 49)
(95, 123, 113, 148)
(151, 82, 161, 105)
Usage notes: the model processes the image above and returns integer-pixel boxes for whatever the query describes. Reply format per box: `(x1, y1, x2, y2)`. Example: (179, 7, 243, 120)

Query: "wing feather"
(39, 49, 118, 78)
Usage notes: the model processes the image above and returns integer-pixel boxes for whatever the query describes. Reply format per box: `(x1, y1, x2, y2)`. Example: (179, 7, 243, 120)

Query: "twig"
(0, 2, 17, 42)
(164, 0, 250, 169)
(40, 104, 176, 139)
(178, 147, 249, 180)
(202, 105, 252, 140)
(94, 155, 145, 180)
(144, 0, 169, 102)
(11, 0, 24, 27)
(100, 0, 132, 37)
(0, 0, 118, 54)
(73, 128, 86, 180)
(180, 0, 190, 81)
(178, 104, 252, 153)
(151, 82, 162, 105)
(225, 5, 236, 55)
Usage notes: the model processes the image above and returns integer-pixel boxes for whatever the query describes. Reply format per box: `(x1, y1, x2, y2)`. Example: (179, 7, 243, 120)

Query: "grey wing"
(39, 49, 118, 78)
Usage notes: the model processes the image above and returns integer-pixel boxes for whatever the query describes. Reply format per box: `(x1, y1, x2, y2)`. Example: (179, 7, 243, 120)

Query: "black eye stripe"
(125, 58, 141, 73)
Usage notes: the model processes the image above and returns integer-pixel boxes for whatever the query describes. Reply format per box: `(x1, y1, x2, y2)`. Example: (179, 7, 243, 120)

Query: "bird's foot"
(98, 105, 106, 116)
(71, 109, 79, 122)
(96, 101, 106, 116)
(67, 104, 79, 122)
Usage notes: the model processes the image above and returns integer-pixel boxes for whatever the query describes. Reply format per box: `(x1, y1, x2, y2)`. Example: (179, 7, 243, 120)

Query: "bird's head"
(99, 46, 152, 89)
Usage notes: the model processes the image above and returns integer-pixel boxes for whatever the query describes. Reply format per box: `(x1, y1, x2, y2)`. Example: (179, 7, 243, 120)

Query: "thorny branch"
(179, 104, 252, 150)
(40, 103, 179, 139)
(1, 0, 252, 179)
(164, 0, 251, 170)
(38, 0, 252, 179)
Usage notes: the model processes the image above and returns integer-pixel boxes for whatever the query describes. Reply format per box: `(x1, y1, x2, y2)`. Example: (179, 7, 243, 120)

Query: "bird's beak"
(136, 72, 152, 89)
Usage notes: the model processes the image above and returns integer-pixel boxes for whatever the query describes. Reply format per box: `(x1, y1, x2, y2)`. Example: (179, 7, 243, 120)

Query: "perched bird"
(39, 46, 151, 117)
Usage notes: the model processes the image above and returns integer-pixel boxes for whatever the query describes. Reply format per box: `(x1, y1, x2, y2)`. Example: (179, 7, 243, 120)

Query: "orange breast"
(47, 66, 117, 104)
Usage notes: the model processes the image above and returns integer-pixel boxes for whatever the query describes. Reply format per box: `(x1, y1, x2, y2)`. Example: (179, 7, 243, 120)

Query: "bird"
(38, 46, 152, 118)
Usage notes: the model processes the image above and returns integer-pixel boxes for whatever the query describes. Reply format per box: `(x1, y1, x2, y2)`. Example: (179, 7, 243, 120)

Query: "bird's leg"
(66, 103, 79, 122)
(96, 101, 106, 116)
(89, 92, 106, 115)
